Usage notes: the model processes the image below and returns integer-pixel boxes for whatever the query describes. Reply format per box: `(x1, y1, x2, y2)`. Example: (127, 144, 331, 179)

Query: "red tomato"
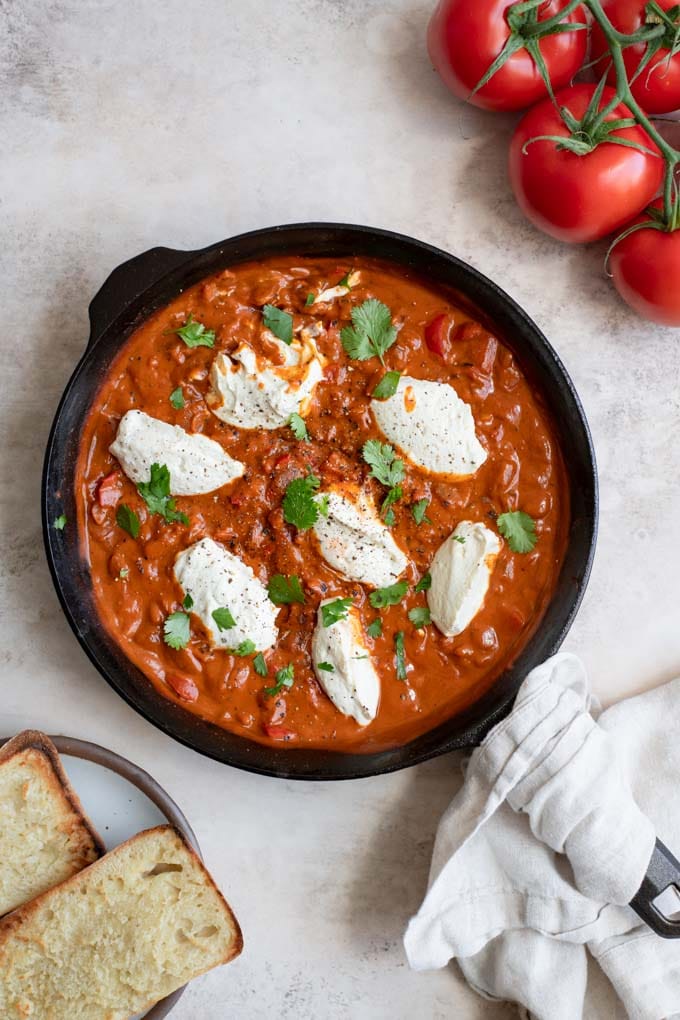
(424, 313, 453, 356)
(96, 471, 122, 507)
(262, 724, 297, 741)
(610, 200, 680, 326)
(509, 84, 664, 243)
(427, 0, 588, 112)
(165, 673, 199, 703)
(591, 0, 680, 115)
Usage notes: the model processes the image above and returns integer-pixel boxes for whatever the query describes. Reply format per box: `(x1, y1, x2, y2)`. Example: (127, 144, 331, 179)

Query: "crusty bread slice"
(0, 730, 104, 917)
(0, 824, 243, 1020)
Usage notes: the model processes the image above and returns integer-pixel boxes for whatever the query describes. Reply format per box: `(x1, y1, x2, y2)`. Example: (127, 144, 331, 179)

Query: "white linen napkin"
(404, 653, 680, 1020)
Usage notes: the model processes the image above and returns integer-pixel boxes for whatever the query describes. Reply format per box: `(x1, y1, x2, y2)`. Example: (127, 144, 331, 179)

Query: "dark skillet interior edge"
(43, 223, 598, 780)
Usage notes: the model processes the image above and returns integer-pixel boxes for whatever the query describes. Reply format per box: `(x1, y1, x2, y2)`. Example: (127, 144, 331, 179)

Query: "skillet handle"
(88, 246, 197, 348)
(630, 839, 680, 938)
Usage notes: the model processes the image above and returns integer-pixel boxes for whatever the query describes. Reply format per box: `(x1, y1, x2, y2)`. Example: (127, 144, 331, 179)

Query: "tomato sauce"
(76, 257, 569, 752)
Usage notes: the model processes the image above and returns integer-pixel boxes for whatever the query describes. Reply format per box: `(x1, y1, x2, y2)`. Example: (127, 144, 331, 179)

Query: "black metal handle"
(87, 245, 197, 349)
(631, 839, 680, 938)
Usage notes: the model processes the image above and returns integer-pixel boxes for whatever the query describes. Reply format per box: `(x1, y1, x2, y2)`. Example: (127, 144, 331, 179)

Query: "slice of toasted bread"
(0, 824, 243, 1020)
(0, 730, 104, 917)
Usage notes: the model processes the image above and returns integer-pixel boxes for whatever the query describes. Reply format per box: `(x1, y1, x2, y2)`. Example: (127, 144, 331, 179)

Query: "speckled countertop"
(2, 2, 679, 1017)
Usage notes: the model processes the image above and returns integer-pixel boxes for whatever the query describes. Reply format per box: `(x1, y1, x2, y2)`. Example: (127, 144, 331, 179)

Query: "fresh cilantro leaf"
(170, 386, 185, 409)
(411, 499, 431, 526)
(381, 485, 402, 522)
(372, 371, 401, 400)
(367, 618, 383, 639)
(362, 440, 405, 488)
(137, 463, 189, 526)
(317, 661, 335, 672)
(163, 611, 190, 649)
(316, 493, 330, 518)
(253, 652, 268, 677)
(497, 510, 537, 554)
(264, 663, 295, 697)
(288, 412, 309, 442)
(282, 473, 322, 530)
(183, 593, 194, 610)
(53, 514, 67, 531)
(234, 639, 256, 656)
(212, 606, 236, 631)
(263, 304, 293, 344)
(369, 581, 408, 609)
(305, 292, 315, 307)
(167, 314, 215, 349)
(116, 504, 140, 539)
(268, 574, 305, 605)
(408, 607, 431, 628)
(321, 597, 353, 627)
(337, 269, 358, 289)
(384, 508, 396, 527)
(394, 630, 408, 681)
(340, 298, 397, 365)
(414, 572, 432, 593)
(453, 535, 466, 545)
(118, 567, 129, 580)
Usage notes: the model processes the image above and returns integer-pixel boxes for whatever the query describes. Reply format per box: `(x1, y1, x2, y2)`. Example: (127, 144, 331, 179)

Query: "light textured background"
(2, 1, 678, 1017)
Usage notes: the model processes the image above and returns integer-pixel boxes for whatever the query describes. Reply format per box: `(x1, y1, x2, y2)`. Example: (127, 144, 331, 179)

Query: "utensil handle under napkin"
(631, 840, 680, 938)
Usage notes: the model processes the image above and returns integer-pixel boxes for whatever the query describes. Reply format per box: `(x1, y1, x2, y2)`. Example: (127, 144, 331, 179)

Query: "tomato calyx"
(522, 75, 660, 156)
(634, 2, 680, 81)
(470, 0, 588, 103)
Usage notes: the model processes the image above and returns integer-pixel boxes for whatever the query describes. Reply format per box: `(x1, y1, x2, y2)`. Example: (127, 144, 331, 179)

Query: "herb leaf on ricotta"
(372, 371, 401, 400)
(263, 305, 294, 345)
(321, 597, 353, 627)
(212, 606, 237, 632)
(282, 473, 323, 530)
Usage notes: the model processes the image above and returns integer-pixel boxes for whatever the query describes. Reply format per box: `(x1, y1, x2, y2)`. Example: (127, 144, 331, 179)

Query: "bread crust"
(0, 730, 105, 860)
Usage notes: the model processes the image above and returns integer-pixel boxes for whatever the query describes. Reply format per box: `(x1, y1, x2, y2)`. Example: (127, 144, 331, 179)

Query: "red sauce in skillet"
(76, 257, 569, 751)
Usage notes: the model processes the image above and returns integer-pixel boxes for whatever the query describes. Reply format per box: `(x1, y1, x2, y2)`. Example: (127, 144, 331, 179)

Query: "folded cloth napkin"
(404, 653, 680, 1020)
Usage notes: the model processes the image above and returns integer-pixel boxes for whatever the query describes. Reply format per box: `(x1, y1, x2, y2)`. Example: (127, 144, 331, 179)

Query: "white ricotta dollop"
(427, 521, 502, 638)
(174, 537, 278, 652)
(109, 410, 244, 495)
(207, 330, 324, 430)
(313, 485, 408, 588)
(371, 375, 487, 478)
(311, 601, 380, 726)
(311, 270, 361, 305)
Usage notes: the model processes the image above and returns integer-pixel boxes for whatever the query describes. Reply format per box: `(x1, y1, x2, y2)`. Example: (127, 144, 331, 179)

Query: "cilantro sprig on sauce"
(362, 440, 405, 524)
(268, 574, 305, 605)
(163, 611, 190, 650)
(263, 305, 294, 345)
(497, 510, 537, 553)
(166, 314, 215, 349)
(340, 299, 397, 365)
(264, 663, 295, 698)
(282, 473, 326, 530)
(137, 463, 189, 526)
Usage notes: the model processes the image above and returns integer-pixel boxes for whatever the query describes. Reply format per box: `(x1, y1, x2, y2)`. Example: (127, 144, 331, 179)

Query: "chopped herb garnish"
(137, 463, 189, 526)
(453, 535, 466, 545)
(337, 269, 358, 290)
(321, 597, 353, 627)
(268, 574, 305, 605)
(288, 412, 309, 442)
(384, 508, 396, 527)
(305, 292, 315, 307)
(317, 661, 335, 672)
(394, 631, 407, 680)
(369, 580, 408, 609)
(118, 567, 129, 580)
(253, 652, 268, 677)
(170, 386, 185, 409)
(411, 499, 431, 526)
(264, 663, 295, 697)
(234, 639, 256, 656)
(363, 440, 405, 489)
(212, 606, 236, 632)
(372, 371, 401, 400)
(116, 504, 140, 539)
(497, 511, 537, 553)
(414, 572, 432, 593)
(262, 304, 293, 344)
(53, 514, 67, 531)
(381, 485, 402, 523)
(367, 618, 383, 639)
(282, 473, 323, 530)
(316, 493, 330, 518)
(408, 607, 431, 628)
(183, 593, 194, 610)
(166, 314, 215, 349)
(163, 611, 190, 650)
(340, 298, 397, 365)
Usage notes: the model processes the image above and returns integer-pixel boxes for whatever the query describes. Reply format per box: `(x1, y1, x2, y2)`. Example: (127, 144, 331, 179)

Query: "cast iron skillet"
(43, 222, 598, 781)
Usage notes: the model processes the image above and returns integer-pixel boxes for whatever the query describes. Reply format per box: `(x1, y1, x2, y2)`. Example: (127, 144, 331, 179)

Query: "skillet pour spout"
(42, 223, 598, 780)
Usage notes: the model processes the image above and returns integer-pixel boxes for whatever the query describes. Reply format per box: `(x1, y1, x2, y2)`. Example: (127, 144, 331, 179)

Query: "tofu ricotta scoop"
(311, 602, 380, 726)
(174, 537, 278, 652)
(371, 375, 487, 478)
(207, 329, 324, 430)
(313, 485, 409, 588)
(428, 521, 502, 638)
(110, 410, 244, 495)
